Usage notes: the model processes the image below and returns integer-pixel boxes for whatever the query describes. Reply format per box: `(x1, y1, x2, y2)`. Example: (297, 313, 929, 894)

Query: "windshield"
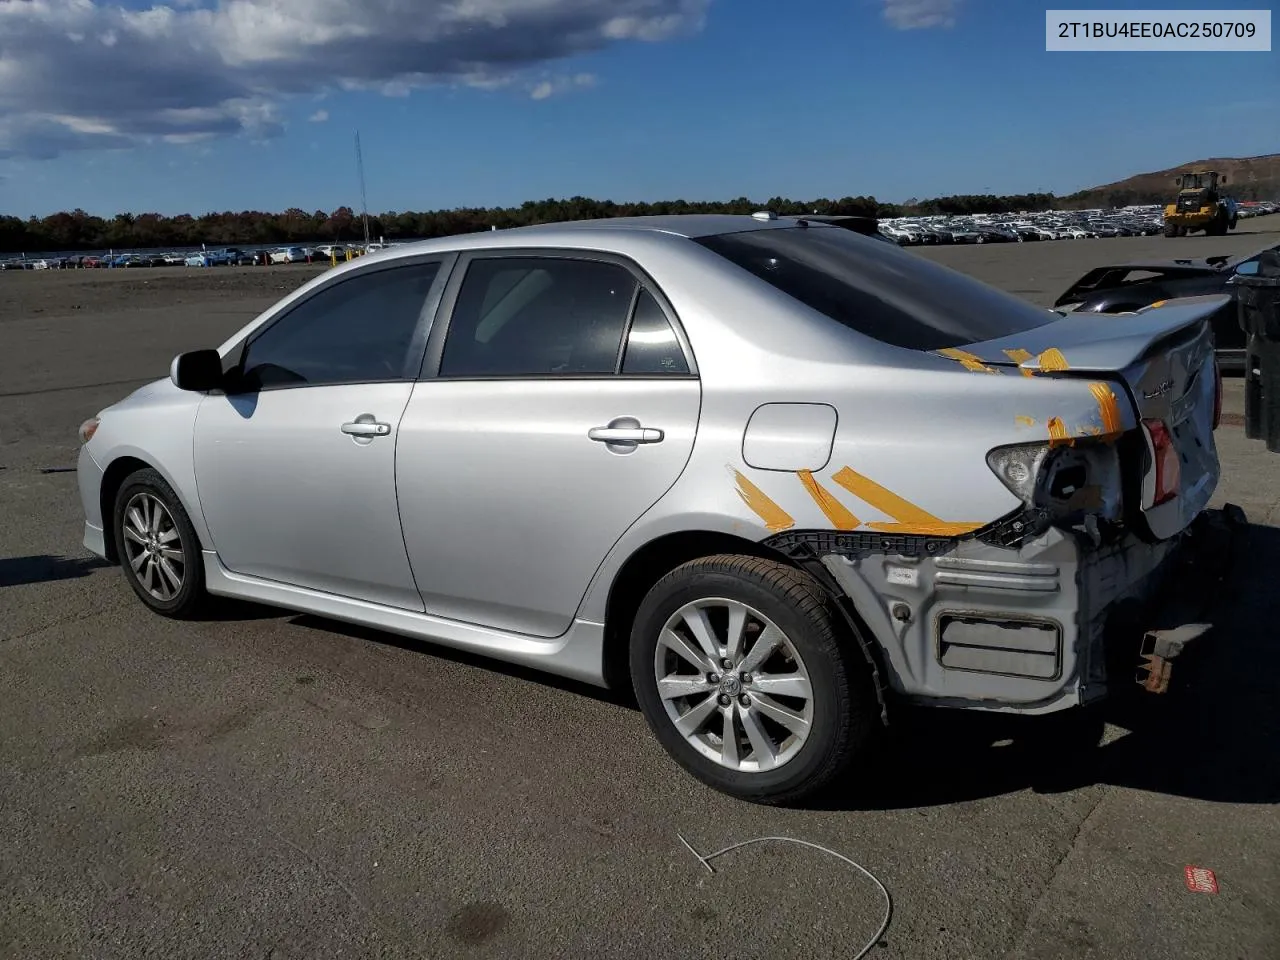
(695, 225, 1058, 351)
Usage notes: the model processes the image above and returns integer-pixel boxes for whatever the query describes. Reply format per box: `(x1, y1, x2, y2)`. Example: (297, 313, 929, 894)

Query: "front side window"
(696, 226, 1058, 352)
(440, 257, 638, 377)
(240, 262, 440, 389)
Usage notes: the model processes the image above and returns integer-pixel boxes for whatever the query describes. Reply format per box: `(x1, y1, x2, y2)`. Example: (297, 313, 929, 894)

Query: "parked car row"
(0, 242, 396, 271)
(1234, 201, 1279, 220)
(880, 201, 1277, 245)
(1, 253, 170, 269)
(878, 207, 1171, 245)
(184, 244, 372, 266)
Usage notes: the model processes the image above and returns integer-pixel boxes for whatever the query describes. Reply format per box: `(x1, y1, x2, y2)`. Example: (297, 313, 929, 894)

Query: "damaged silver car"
(76, 214, 1230, 804)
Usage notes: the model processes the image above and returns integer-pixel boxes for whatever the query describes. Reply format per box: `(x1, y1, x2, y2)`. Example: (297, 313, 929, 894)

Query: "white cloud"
(308, 109, 329, 123)
(882, 0, 960, 30)
(529, 72, 596, 100)
(0, 0, 709, 158)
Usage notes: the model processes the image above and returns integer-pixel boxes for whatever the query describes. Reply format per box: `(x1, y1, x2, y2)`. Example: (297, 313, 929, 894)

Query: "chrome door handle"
(588, 426, 664, 444)
(341, 419, 391, 437)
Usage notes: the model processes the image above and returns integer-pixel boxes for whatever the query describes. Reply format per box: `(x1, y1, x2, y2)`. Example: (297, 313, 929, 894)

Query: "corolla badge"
(1144, 379, 1174, 400)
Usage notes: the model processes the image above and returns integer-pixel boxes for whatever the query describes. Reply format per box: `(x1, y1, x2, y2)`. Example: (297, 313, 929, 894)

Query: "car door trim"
(415, 247, 699, 382)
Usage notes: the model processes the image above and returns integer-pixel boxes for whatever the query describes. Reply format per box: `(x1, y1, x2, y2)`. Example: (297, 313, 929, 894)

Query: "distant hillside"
(1063, 154, 1280, 209)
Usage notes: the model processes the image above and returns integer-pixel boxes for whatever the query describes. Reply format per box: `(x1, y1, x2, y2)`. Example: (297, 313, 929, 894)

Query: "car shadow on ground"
(201, 598, 283, 622)
(285, 613, 630, 705)
(820, 521, 1280, 812)
(0, 554, 111, 587)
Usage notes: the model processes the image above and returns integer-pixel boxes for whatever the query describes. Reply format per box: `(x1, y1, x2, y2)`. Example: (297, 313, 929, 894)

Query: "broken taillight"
(1142, 419, 1180, 506)
(1212, 359, 1223, 430)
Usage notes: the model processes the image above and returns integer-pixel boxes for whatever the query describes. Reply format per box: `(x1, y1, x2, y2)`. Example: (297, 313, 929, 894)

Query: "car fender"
(86, 380, 210, 549)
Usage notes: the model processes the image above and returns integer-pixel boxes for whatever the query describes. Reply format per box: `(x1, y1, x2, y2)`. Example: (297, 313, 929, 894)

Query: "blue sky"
(0, 0, 1275, 218)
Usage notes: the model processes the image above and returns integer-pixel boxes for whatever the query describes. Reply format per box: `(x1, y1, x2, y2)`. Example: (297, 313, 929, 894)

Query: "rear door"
(394, 250, 701, 638)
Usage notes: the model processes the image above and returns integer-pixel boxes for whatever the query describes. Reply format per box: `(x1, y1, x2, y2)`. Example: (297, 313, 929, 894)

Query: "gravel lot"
(3, 222, 1279, 960)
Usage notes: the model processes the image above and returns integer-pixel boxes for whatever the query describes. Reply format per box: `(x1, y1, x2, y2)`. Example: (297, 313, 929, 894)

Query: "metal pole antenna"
(356, 131, 371, 248)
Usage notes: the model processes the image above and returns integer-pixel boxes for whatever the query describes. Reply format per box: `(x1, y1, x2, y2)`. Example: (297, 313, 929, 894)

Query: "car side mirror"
(170, 349, 225, 392)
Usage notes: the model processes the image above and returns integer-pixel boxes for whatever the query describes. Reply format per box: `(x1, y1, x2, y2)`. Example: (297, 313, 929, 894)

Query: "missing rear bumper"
(766, 503, 1248, 715)
(1131, 503, 1248, 695)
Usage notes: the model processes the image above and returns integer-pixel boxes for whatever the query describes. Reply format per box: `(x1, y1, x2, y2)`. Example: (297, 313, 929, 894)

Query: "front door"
(194, 259, 447, 609)
(395, 252, 701, 637)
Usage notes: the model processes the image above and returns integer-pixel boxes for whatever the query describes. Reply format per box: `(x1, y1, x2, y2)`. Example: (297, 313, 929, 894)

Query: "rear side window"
(440, 257, 638, 377)
(695, 226, 1057, 352)
(622, 290, 690, 375)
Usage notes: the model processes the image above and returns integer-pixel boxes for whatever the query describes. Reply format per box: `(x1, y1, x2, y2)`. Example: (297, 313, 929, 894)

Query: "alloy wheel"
(653, 597, 814, 773)
(122, 492, 185, 602)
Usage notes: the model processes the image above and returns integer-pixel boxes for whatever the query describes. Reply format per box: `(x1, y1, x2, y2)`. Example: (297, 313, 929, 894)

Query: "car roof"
(515, 214, 804, 237)
(364, 214, 807, 260)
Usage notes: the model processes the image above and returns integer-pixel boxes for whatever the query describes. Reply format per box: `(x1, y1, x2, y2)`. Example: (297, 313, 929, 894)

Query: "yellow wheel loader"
(1163, 170, 1238, 238)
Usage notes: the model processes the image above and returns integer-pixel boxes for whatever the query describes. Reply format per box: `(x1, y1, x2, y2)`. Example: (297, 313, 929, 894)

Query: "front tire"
(630, 555, 876, 805)
(112, 468, 207, 618)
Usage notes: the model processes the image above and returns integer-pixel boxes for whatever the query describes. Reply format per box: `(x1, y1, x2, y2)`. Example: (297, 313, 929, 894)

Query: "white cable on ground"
(677, 832, 893, 960)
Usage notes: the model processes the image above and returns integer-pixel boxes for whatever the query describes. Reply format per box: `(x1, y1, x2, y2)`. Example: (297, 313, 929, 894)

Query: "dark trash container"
(1235, 249, 1280, 452)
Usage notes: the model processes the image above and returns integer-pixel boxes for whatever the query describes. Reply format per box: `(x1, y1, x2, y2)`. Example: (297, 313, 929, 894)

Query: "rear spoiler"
(1053, 267, 1129, 306)
(962, 295, 1229, 374)
(1053, 264, 1226, 307)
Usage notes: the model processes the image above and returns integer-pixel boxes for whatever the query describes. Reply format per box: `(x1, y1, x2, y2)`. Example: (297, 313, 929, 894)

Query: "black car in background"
(1053, 241, 1280, 373)
(221, 247, 259, 266)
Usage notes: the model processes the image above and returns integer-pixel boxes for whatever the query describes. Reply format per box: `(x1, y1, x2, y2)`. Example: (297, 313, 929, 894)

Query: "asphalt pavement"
(2, 223, 1279, 959)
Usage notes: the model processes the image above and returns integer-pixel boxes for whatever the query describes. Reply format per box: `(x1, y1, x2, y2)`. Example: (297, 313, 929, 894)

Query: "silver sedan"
(77, 214, 1226, 804)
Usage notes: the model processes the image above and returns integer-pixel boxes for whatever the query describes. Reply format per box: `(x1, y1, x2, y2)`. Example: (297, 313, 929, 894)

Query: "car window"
(622, 290, 690, 375)
(440, 257, 638, 377)
(241, 262, 440, 389)
(697, 226, 1057, 351)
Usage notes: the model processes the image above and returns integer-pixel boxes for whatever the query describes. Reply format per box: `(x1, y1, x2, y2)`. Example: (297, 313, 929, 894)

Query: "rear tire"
(629, 554, 876, 805)
(1163, 221, 1178, 238)
(112, 468, 208, 619)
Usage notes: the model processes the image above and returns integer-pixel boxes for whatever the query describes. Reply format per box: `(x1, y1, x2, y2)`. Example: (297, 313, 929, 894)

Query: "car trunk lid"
(955, 295, 1226, 540)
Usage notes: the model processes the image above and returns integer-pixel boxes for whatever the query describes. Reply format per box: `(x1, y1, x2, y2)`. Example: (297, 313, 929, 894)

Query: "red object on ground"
(1184, 865, 1219, 894)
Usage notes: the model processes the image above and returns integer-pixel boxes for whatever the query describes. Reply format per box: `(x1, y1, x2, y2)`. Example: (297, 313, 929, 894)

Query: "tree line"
(0, 184, 1270, 254)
